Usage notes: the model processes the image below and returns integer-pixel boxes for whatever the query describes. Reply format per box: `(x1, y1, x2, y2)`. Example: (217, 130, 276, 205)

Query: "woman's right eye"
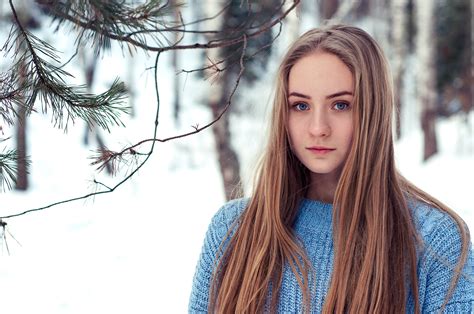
(293, 102, 309, 111)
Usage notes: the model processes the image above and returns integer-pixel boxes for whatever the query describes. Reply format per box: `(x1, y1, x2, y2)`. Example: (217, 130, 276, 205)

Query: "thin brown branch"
(179, 20, 283, 76)
(44, 0, 299, 53)
(91, 20, 283, 169)
(92, 34, 248, 172)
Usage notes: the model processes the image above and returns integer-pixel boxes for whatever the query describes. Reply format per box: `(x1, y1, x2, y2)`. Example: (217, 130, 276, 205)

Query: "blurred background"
(0, 0, 472, 312)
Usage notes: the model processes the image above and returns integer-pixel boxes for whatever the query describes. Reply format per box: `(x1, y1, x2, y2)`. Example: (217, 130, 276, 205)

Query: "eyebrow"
(288, 91, 353, 99)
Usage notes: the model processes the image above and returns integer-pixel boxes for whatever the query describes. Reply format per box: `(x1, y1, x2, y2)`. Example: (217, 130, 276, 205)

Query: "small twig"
(6, 229, 21, 247)
(93, 179, 112, 191)
(178, 21, 282, 77)
(0, 219, 10, 255)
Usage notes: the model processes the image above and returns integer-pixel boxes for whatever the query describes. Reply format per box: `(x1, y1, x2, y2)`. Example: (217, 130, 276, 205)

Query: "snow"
(0, 5, 473, 313)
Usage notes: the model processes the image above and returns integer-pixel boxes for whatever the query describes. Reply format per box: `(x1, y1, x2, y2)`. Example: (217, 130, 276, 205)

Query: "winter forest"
(0, 0, 472, 312)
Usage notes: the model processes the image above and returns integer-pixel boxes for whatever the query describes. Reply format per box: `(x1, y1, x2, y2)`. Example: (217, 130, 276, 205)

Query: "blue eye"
(294, 102, 309, 111)
(333, 102, 349, 111)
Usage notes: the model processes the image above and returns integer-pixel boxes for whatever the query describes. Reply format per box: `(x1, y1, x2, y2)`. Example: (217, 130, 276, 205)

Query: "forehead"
(288, 52, 353, 95)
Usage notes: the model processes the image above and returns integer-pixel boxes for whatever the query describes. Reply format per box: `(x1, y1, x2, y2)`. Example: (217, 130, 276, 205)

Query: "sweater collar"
(293, 198, 333, 232)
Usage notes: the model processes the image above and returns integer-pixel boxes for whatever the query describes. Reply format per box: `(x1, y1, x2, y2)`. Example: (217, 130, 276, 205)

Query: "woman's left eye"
(333, 102, 350, 111)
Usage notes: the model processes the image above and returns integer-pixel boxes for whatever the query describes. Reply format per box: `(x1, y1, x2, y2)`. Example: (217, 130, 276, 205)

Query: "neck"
(307, 171, 340, 203)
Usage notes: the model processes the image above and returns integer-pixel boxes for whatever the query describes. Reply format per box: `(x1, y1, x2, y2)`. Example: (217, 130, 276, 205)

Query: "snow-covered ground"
(1, 6, 473, 313)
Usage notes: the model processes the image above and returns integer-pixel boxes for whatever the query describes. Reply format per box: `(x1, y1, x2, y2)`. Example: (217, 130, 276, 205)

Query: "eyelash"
(292, 102, 309, 111)
(291, 101, 351, 111)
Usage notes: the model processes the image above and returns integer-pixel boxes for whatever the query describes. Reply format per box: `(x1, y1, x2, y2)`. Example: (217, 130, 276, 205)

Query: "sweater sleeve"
(188, 199, 246, 313)
(418, 211, 474, 313)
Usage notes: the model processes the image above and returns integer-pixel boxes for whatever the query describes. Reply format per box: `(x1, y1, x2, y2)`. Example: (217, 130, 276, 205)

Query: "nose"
(308, 109, 331, 137)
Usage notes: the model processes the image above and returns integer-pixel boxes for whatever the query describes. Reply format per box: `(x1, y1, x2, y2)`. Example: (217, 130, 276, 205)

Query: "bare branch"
(92, 35, 249, 170)
(38, 0, 299, 53)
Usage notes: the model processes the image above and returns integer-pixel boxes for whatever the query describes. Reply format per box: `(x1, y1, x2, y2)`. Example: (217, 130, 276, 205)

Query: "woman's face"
(287, 52, 354, 181)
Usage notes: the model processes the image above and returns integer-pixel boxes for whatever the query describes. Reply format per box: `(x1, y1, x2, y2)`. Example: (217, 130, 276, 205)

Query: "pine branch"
(36, 0, 183, 53)
(0, 70, 22, 125)
(7, 1, 130, 131)
(0, 149, 24, 192)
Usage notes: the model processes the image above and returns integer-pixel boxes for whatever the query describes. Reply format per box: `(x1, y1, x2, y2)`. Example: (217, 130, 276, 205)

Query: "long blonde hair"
(209, 24, 470, 313)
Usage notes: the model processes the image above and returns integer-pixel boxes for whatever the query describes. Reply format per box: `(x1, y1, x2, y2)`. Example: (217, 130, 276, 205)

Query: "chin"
(307, 166, 340, 175)
(304, 162, 345, 178)
(311, 171, 338, 176)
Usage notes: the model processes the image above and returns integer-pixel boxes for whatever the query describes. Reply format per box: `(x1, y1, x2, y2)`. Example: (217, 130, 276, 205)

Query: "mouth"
(306, 146, 336, 154)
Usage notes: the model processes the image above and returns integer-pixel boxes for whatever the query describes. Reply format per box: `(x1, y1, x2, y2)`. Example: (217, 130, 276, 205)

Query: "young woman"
(189, 25, 473, 313)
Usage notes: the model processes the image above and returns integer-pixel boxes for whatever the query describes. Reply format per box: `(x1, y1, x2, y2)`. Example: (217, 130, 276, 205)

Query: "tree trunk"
(15, 99, 28, 191)
(320, 0, 339, 19)
(126, 53, 136, 118)
(211, 101, 243, 200)
(415, 0, 437, 160)
(470, 0, 473, 113)
(203, 1, 243, 200)
(80, 47, 113, 174)
(391, 0, 408, 139)
(15, 2, 31, 191)
(171, 0, 181, 127)
(207, 56, 243, 200)
(284, 0, 301, 42)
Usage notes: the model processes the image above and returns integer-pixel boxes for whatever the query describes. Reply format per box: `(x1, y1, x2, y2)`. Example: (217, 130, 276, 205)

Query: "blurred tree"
(171, 0, 181, 126)
(12, 0, 41, 190)
(391, 0, 409, 139)
(204, 0, 282, 200)
(284, 0, 301, 41)
(415, 0, 438, 160)
(79, 44, 114, 175)
(320, 0, 339, 20)
(435, 0, 472, 116)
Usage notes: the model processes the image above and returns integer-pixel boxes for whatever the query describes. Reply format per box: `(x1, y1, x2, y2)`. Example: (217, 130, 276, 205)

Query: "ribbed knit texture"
(189, 198, 474, 313)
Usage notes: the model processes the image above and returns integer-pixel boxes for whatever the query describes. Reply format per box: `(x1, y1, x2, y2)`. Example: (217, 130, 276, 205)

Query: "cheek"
(286, 117, 298, 145)
(347, 124, 354, 142)
(344, 123, 354, 150)
(345, 115, 354, 137)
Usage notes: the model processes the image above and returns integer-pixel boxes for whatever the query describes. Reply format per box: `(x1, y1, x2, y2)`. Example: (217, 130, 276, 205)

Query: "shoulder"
(208, 198, 249, 239)
(409, 200, 472, 267)
(188, 198, 249, 311)
(409, 200, 468, 245)
(409, 200, 474, 311)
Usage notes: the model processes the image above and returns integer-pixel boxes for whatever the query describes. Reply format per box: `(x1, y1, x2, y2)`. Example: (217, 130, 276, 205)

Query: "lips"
(306, 146, 336, 154)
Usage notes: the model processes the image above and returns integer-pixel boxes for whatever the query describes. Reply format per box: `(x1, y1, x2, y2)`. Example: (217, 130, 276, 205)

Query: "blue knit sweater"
(189, 198, 474, 313)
